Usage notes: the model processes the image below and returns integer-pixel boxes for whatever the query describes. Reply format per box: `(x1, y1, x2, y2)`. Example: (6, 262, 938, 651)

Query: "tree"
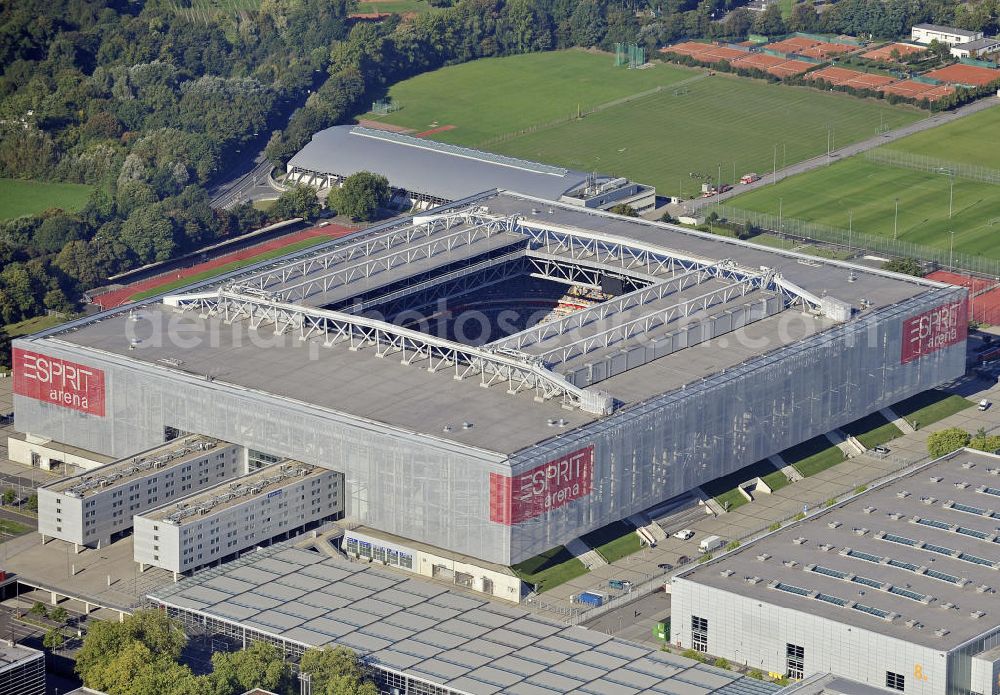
(2, 489, 14, 505)
(609, 203, 638, 217)
(50, 606, 69, 623)
(270, 185, 322, 221)
(300, 646, 379, 695)
(330, 172, 390, 222)
(43, 628, 64, 651)
(927, 427, 971, 458)
(754, 4, 786, 35)
(27, 494, 37, 512)
(208, 641, 290, 695)
(881, 257, 924, 276)
(76, 610, 187, 683)
(569, 0, 606, 47)
(29, 601, 48, 619)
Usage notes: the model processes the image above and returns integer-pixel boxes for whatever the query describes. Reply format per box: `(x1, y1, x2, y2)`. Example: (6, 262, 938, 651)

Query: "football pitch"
(0, 178, 93, 221)
(727, 105, 1000, 259)
(365, 50, 923, 198)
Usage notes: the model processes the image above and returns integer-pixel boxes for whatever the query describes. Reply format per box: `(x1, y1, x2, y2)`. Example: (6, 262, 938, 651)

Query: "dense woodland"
(0, 0, 995, 336)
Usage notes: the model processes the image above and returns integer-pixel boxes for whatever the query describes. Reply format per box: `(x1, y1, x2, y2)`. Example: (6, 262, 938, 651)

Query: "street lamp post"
(950, 230, 955, 269)
(894, 198, 899, 240)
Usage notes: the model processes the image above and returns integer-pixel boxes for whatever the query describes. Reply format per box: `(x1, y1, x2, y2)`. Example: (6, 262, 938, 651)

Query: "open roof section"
(676, 449, 1000, 650)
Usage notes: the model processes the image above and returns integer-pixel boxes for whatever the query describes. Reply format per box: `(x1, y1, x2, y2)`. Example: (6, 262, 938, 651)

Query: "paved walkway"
(686, 96, 1000, 212)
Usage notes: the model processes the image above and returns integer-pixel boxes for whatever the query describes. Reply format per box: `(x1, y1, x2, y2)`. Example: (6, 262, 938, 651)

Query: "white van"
(979, 399, 991, 411)
(699, 535, 725, 553)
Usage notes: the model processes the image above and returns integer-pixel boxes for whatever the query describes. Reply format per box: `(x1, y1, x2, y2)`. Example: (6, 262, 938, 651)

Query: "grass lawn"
(355, 0, 437, 14)
(841, 412, 903, 449)
(581, 521, 642, 563)
(252, 199, 276, 212)
(883, 105, 1000, 167)
(783, 435, 846, 477)
(511, 546, 588, 593)
(3, 313, 76, 338)
(0, 178, 92, 221)
(727, 157, 1000, 258)
(491, 74, 921, 199)
(761, 469, 792, 492)
(701, 459, 786, 511)
(365, 50, 697, 146)
(891, 389, 973, 429)
(0, 518, 31, 536)
(728, 101, 1000, 259)
(128, 235, 338, 302)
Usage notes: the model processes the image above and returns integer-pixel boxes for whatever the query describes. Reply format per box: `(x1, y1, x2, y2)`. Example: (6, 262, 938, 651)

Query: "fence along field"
(365, 50, 922, 198)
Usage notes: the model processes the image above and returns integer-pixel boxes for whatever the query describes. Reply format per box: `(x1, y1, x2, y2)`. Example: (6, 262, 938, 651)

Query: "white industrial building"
(950, 37, 1000, 59)
(911, 24, 983, 46)
(671, 448, 1000, 695)
(37, 436, 242, 550)
(0, 642, 44, 695)
(134, 462, 342, 576)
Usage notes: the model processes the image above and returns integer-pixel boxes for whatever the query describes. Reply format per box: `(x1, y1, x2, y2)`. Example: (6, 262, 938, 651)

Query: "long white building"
(37, 436, 242, 550)
(133, 461, 343, 576)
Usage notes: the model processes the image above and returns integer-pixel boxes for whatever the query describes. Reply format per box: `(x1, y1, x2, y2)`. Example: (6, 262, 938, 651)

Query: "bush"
(681, 649, 706, 662)
(714, 657, 730, 669)
(793, 512, 806, 521)
(823, 497, 837, 508)
(748, 669, 764, 680)
(27, 494, 37, 512)
(698, 553, 713, 563)
(725, 540, 741, 551)
(29, 601, 48, 619)
(854, 485, 868, 494)
(2, 489, 14, 505)
(768, 522, 781, 532)
(927, 427, 971, 458)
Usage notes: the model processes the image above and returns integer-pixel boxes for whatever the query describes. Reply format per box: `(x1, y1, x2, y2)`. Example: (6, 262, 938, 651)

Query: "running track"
(93, 223, 355, 309)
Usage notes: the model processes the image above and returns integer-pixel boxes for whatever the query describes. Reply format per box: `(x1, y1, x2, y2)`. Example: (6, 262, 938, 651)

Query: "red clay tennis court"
(971, 287, 1000, 324)
(925, 63, 1000, 87)
(731, 53, 815, 77)
(660, 42, 746, 62)
(878, 80, 956, 101)
(808, 66, 894, 88)
(767, 36, 854, 59)
(861, 43, 926, 61)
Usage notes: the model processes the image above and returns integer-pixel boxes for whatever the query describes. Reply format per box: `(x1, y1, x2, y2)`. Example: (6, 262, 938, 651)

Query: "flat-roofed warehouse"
(670, 449, 1000, 695)
(285, 125, 656, 213)
(11, 190, 967, 582)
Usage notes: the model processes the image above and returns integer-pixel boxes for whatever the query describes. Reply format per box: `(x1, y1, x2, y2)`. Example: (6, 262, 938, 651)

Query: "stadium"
(11, 189, 967, 588)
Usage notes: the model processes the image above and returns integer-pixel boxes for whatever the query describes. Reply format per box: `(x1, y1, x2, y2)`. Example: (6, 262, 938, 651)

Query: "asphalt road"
(209, 155, 283, 210)
(687, 96, 1000, 212)
(581, 590, 671, 645)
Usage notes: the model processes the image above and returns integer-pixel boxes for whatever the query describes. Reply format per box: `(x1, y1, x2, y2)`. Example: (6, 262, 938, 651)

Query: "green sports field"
(0, 178, 93, 221)
(883, 106, 1000, 166)
(366, 51, 923, 198)
(366, 50, 699, 145)
(727, 105, 1000, 258)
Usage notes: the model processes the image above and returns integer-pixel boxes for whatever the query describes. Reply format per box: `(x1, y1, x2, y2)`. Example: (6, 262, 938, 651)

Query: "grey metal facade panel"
(13, 283, 965, 566)
(502, 286, 967, 564)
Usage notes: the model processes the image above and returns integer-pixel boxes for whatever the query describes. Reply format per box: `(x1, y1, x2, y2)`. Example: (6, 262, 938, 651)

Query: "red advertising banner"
(490, 445, 594, 525)
(900, 298, 968, 365)
(13, 348, 106, 416)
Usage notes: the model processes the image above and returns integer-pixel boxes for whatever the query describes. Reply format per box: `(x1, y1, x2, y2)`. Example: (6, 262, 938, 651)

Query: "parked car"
(979, 399, 991, 411)
(677, 555, 691, 564)
(872, 445, 891, 457)
(673, 529, 695, 540)
(657, 563, 674, 571)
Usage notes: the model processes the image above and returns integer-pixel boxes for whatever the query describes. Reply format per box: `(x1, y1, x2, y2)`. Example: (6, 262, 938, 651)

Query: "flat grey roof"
(287, 126, 592, 203)
(32, 191, 945, 455)
(44, 435, 228, 497)
(149, 543, 781, 695)
(955, 37, 1000, 49)
(676, 449, 1000, 650)
(913, 23, 979, 36)
(139, 461, 326, 524)
(0, 641, 43, 669)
